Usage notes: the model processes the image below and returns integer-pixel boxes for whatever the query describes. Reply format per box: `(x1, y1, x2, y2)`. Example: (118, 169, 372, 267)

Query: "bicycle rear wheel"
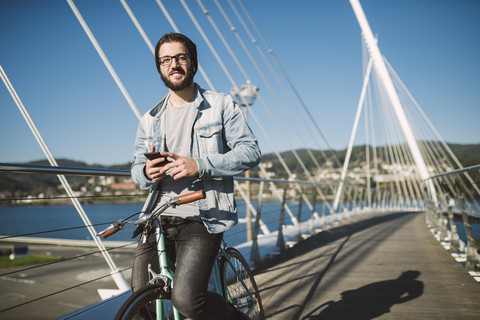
(220, 247, 265, 320)
(114, 283, 178, 320)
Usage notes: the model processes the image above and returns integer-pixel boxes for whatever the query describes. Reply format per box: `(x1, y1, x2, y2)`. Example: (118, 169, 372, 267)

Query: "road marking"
(0, 275, 35, 284)
(76, 268, 112, 282)
(56, 301, 84, 309)
(3, 292, 27, 300)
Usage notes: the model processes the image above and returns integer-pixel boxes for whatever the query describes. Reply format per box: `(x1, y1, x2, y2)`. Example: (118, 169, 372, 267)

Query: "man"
(131, 33, 261, 320)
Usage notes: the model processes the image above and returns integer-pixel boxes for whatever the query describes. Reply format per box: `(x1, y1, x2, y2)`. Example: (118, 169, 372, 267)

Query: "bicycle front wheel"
(114, 283, 178, 320)
(220, 247, 265, 320)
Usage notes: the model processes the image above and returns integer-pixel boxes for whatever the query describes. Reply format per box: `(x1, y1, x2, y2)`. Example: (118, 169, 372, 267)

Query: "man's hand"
(144, 145, 168, 181)
(159, 151, 199, 180)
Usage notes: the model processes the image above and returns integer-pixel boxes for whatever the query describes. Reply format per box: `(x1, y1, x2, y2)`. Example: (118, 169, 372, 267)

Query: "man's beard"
(160, 66, 195, 91)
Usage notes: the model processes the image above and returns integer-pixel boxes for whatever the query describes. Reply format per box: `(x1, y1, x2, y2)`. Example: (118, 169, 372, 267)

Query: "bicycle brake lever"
(98, 219, 126, 238)
(134, 215, 151, 225)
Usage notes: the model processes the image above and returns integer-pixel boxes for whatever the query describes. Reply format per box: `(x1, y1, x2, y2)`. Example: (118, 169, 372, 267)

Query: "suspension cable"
(181, 0, 331, 217)
(0, 64, 119, 273)
(235, 0, 341, 167)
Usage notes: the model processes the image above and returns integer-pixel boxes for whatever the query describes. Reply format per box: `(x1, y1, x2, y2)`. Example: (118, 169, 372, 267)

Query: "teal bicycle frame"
(150, 221, 259, 319)
(153, 224, 179, 319)
(100, 189, 262, 319)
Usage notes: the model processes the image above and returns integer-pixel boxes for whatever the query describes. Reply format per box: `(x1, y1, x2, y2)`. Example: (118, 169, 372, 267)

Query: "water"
(0, 203, 144, 242)
(0, 200, 320, 247)
(1, 201, 478, 248)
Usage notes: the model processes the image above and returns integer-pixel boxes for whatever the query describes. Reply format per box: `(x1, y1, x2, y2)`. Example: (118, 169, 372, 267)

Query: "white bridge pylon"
(333, 0, 438, 211)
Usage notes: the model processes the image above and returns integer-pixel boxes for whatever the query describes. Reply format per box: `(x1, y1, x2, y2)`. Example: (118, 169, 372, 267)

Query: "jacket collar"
(150, 83, 205, 117)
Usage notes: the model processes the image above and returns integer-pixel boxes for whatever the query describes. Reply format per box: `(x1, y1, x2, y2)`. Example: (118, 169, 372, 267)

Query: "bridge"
(1, 0, 479, 319)
(0, 163, 478, 319)
(255, 210, 480, 319)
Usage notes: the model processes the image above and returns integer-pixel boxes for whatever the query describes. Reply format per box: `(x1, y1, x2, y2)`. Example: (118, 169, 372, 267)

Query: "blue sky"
(1, 0, 479, 165)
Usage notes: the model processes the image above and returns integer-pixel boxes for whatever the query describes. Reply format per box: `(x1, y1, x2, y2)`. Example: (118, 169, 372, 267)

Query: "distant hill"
(448, 144, 480, 166)
(1, 142, 479, 196)
(0, 159, 132, 197)
(252, 142, 480, 179)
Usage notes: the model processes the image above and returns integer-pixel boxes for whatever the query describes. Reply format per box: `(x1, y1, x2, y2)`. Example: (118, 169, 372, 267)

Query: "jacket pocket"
(205, 179, 233, 212)
(196, 123, 223, 154)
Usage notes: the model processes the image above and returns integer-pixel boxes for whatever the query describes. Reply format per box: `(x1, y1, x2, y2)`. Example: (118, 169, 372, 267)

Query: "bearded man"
(130, 33, 261, 320)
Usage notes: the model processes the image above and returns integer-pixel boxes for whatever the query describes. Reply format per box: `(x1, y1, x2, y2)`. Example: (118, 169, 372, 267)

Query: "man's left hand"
(159, 151, 199, 180)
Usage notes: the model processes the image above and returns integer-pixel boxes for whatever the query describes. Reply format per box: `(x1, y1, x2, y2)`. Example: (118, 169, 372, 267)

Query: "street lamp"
(230, 81, 258, 241)
(230, 80, 259, 108)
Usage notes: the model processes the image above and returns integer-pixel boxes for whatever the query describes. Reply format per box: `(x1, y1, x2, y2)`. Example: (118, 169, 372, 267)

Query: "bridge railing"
(0, 162, 420, 318)
(0, 162, 418, 260)
(423, 164, 480, 272)
(0, 162, 423, 256)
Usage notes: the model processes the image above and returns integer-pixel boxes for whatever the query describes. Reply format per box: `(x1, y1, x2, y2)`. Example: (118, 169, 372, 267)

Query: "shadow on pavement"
(302, 270, 424, 320)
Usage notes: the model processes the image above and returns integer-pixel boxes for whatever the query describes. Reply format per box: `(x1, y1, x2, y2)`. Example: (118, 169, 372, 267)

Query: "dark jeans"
(131, 217, 243, 320)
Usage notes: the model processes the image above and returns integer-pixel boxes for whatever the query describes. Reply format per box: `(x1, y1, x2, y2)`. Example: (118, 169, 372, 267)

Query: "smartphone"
(144, 152, 162, 160)
(145, 152, 169, 166)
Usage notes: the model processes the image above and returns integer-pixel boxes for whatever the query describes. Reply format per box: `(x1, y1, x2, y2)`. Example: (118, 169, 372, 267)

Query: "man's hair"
(155, 33, 198, 75)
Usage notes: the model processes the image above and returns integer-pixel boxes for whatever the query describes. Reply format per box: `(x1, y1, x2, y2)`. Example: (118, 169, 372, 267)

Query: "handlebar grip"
(99, 227, 121, 239)
(174, 190, 206, 205)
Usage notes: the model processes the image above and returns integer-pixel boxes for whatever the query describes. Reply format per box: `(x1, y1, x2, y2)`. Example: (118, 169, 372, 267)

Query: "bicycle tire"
(114, 283, 177, 320)
(220, 247, 265, 320)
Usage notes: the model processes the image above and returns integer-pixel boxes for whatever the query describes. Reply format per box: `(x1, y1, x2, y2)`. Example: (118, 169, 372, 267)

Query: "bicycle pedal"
(235, 297, 254, 309)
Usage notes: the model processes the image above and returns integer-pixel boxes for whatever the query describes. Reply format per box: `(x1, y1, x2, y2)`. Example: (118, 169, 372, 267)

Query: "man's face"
(158, 42, 194, 91)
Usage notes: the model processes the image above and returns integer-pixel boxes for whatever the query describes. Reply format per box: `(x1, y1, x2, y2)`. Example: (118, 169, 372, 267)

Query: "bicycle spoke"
(221, 248, 265, 320)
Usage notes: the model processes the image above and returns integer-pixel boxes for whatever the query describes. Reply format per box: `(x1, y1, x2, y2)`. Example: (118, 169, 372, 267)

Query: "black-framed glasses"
(158, 53, 190, 67)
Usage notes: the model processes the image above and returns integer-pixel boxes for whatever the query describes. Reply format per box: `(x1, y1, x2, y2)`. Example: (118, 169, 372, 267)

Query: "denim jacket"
(131, 84, 261, 234)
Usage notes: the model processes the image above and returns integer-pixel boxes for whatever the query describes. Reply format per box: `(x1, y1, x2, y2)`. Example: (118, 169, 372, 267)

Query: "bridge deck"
(254, 211, 480, 319)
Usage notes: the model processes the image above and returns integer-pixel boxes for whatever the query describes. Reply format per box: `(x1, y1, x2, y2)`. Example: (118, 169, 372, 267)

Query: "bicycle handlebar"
(99, 227, 121, 238)
(173, 189, 205, 205)
(98, 219, 126, 239)
(97, 190, 206, 239)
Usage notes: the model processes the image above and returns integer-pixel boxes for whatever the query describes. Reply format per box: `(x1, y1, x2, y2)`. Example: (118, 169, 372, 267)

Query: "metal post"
(363, 187, 368, 212)
(296, 185, 304, 241)
(245, 155, 252, 241)
(243, 106, 252, 242)
(353, 187, 358, 216)
(250, 180, 264, 266)
(345, 186, 352, 220)
(346, 186, 352, 218)
(454, 177, 479, 271)
(310, 185, 318, 235)
(445, 194, 460, 253)
(381, 188, 387, 211)
(276, 183, 288, 252)
(437, 196, 448, 242)
(322, 185, 328, 229)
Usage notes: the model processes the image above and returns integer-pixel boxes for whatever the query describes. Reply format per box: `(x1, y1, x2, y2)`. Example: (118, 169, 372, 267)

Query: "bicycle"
(98, 189, 265, 320)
